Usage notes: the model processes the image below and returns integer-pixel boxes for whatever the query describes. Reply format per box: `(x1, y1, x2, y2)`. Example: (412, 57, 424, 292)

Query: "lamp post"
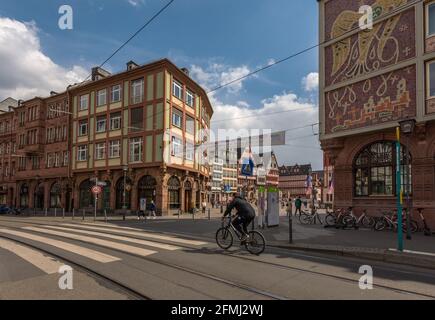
(395, 127, 404, 252)
(399, 119, 415, 241)
(122, 165, 128, 215)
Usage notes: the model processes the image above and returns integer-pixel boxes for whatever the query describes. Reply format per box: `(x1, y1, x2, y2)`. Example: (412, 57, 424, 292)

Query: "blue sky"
(0, 0, 322, 168)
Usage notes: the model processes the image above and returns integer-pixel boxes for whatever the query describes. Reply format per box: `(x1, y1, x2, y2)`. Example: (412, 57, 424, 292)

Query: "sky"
(0, 0, 322, 169)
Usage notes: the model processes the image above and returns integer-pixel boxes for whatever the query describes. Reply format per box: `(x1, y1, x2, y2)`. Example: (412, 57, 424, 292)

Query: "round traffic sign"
(91, 186, 102, 195)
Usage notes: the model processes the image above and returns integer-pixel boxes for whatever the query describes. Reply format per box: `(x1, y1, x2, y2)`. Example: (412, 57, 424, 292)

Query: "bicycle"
(299, 207, 323, 225)
(324, 207, 350, 228)
(342, 209, 375, 229)
(374, 210, 418, 233)
(216, 215, 266, 255)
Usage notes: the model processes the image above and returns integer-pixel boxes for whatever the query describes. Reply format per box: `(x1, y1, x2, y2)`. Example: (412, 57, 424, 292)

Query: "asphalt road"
(0, 216, 434, 300)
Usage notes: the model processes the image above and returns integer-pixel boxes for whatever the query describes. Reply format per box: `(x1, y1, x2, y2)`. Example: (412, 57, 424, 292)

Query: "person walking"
(202, 201, 207, 214)
(286, 198, 292, 217)
(149, 200, 156, 219)
(295, 196, 302, 216)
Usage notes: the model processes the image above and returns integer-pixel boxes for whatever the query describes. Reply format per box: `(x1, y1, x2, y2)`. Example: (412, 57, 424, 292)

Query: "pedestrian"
(286, 198, 292, 217)
(295, 196, 302, 216)
(202, 200, 207, 214)
(149, 200, 156, 219)
(137, 210, 145, 220)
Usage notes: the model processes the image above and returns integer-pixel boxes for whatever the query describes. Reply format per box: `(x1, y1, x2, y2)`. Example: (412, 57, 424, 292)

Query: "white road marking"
(40, 225, 181, 251)
(22, 227, 157, 258)
(0, 238, 63, 274)
(0, 228, 120, 263)
(389, 249, 435, 257)
(61, 223, 207, 246)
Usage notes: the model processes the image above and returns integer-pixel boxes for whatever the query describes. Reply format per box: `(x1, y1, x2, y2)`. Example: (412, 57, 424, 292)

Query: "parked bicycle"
(342, 209, 376, 229)
(324, 207, 351, 228)
(374, 210, 418, 233)
(216, 215, 266, 255)
(299, 207, 323, 225)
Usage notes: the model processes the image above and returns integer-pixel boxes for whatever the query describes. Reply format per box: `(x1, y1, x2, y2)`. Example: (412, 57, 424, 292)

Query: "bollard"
(208, 208, 211, 220)
(72, 208, 75, 220)
(104, 209, 107, 223)
(289, 214, 293, 244)
(62, 208, 65, 219)
(178, 209, 181, 219)
(82, 209, 85, 221)
(45, 208, 47, 217)
(193, 209, 195, 221)
(123, 212, 126, 221)
(220, 205, 223, 214)
(55, 208, 57, 218)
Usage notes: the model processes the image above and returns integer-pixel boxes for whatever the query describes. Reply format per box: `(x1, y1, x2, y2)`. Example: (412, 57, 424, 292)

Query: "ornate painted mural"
(325, 65, 416, 134)
(325, 0, 415, 86)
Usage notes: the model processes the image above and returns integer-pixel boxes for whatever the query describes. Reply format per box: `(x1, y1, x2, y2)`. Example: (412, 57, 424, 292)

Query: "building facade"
(0, 59, 213, 216)
(319, 0, 435, 226)
(278, 164, 312, 199)
(70, 59, 212, 215)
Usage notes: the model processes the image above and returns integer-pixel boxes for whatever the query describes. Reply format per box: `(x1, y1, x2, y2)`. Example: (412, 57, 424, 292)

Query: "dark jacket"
(224, 196, 256, 218)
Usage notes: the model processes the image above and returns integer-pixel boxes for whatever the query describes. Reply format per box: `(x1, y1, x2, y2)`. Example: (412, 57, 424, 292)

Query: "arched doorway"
(137, 175, 156, 209)
(168, 176, 180, 210)
(102, 181, 111, 210)
(79, 180, 93, 208)
(34, 183, 44, 209)
(184, 180, 192, 212)
(50, 183, 62, 208)
(20, 184, 29, 208)
(116, 177, 132, 209)
(353, 141, 412, 197)
(65, 185, 72, 211)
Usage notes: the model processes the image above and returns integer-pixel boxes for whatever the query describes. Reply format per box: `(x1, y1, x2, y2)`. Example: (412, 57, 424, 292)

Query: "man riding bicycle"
(222, 192, 256, 244)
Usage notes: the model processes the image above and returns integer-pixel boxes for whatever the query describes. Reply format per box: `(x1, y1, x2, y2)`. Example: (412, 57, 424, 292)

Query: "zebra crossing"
(0, 222, 209, 277)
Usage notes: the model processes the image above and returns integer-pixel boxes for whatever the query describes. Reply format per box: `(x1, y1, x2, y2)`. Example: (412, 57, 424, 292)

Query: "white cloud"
(128, 0, 146, 7)
(302, 72, 319, 92)
(190, 63, 253, 94)
(0, 17, 87, 100)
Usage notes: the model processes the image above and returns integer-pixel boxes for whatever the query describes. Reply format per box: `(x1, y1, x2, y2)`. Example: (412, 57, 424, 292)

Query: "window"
(77, 145, 88, 161)
(171, 136, 183, 157)
(172, 108, 182, 128)
(185, 141, 194, 161)
(111, 84, 121, 103)
(54, 153, 60, 167)
(63, 151, 69, 166)
(95, 142, 106, 160)
(110, 112, 121, 130)
(130, 137, 143, 162)
(168, 176, 180, 209)
(186, 115, 194, 134)
(96, 116, 107, 133)
(354, 141, 412, 197)
(428, 3, 435, 36)
(131, 79, 144, 104)
(428, 61, 435, 97)
(186, 90, 194, 107)
(109, 140, 120, 158)
(79, 120, 88, 136)
(32, 156, 39, 170)
(130, 108, 143, 131)
(97, 89, 107, 106)
(80, 95, 89, 111)
(172, 80, 183, 99)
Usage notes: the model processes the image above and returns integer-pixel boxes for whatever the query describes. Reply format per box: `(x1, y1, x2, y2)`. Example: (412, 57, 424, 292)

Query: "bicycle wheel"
(374, 219, 386, 231)
(362, 216, 375, 229)
(342, 215, 355, 228)
(409, 220, 419, 233)
(325, 214, 336, 226)
(245, 231, 266, 255)
(299, 213, 311, 225)
(216, 227, 233, 250)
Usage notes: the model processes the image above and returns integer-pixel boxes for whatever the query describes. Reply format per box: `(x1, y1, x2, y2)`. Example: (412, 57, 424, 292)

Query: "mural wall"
(323, 0, 417, 134)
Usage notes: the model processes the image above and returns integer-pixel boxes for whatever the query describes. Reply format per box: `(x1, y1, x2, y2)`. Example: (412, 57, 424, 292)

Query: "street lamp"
(399, 119, 416, 241)
(122, 165, 128, 213)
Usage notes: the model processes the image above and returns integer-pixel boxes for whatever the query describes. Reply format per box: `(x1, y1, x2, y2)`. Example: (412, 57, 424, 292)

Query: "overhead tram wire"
(206, 0, 424, 94)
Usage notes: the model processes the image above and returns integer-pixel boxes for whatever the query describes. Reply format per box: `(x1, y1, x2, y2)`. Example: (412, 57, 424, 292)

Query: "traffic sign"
(91, 186, 102, 195)
(241, 158, 254, 176)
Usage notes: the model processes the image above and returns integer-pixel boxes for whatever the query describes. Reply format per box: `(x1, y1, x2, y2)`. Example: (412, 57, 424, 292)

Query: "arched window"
(50, 183, 62, 208)
(354, 141, 412, 197)
(138, 175, 156, 208)
(168, 176, 180, 209)
(20, 184, 29, 207)
(79, 180, 93, 208)
(34, 183, 44, 209)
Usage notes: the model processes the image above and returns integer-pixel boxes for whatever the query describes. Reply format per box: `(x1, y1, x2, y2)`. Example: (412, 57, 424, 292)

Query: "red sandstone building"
(319, 0, 435, 226)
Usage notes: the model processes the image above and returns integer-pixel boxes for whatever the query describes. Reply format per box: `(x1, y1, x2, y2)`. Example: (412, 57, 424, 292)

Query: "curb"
(268, 242, 435, 270)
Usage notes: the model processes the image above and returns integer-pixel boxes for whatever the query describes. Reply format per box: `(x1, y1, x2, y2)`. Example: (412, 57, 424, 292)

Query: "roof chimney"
(181, 67, 189, 76)
(91, 66, 111, 81)
(126, 60, 139, 71)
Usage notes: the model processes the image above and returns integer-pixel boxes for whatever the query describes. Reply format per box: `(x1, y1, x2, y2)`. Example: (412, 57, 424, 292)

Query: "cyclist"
(222, 192, 256, 244)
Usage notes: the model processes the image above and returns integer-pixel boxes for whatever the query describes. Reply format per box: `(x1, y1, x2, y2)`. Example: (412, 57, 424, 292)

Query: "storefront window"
(168, 176, 180, 209)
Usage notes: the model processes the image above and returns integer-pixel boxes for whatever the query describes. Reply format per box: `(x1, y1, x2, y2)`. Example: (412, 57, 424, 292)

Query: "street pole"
(405, 134, 411, 240)
(396, 127, 404, 252)
(122, 166, 127, 220)
(94, 177, 98, 221)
